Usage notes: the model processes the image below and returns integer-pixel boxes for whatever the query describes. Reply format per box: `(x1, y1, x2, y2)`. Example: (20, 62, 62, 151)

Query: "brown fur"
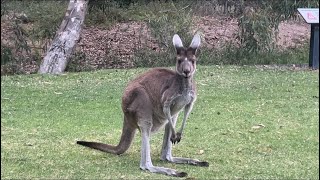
(77, 34, 208, 177)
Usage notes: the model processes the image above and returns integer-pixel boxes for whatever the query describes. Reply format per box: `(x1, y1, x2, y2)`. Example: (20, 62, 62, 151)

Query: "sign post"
(298, 8, 319, 69)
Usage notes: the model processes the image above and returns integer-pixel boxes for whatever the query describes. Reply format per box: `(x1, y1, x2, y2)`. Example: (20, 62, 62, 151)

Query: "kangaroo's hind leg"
(139, 123, 187, 177)
(160, 122, 209, 167)
(131, 89, 188, 177)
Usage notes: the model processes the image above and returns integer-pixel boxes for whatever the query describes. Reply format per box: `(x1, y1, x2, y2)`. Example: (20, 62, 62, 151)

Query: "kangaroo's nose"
(183, 69, 190, 76)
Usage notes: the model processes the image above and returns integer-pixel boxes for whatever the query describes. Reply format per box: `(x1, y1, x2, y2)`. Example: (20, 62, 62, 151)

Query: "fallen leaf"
(198, 150, 204, 155)
(252, 124, 265, 129)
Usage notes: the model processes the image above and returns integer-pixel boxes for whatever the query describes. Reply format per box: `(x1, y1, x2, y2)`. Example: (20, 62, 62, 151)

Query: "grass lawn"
(1, 66, 319, 179)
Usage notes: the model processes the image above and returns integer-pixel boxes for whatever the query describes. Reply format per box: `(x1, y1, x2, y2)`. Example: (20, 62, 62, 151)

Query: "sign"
(298, 8, 319, 24)
(297, 8, 319, 69)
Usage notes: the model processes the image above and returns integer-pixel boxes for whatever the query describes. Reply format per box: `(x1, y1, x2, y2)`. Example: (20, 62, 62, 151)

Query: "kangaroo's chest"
(171, 90, 195, 114)
(151, 89, 195, 132)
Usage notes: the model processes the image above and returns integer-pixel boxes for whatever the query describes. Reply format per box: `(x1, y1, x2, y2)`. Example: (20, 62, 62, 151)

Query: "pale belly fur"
(151, 90, 195, 133)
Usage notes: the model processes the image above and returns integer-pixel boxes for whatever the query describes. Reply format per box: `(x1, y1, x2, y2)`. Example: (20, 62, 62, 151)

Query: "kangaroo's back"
(122, 68, 176, 108)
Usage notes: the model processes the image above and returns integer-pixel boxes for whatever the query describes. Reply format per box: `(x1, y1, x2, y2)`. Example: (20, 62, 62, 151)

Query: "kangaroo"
(77, 33, 209, 177)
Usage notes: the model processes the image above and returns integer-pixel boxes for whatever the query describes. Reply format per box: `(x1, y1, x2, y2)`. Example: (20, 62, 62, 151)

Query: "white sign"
(298, 8, 319, 24)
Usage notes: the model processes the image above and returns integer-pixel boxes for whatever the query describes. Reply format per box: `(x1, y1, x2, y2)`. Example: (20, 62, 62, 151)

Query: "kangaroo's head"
(172, 33, 201, 78)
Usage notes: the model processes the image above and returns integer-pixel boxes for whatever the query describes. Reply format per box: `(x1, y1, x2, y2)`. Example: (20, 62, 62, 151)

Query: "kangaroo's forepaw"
(170, 132, 182, 144)
(176, 132, 182, 143)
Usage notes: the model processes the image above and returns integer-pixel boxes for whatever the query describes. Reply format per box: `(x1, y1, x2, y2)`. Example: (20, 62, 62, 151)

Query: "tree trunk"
(38, 0, 88, 74)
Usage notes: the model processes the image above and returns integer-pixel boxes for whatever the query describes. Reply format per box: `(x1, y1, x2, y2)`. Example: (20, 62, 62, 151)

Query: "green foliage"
(237, 7, 276, 53)
(11, 20, 31, 54)
(133, 48, 175, 67)
(1, 0, 317, 74)
(2, 0, 67, 40)
(199, 43, 309, 66)
(143, 2, 194, 48)
(261, 0, 319, 20)
(27, 1, 67, 40)
(1, 0, 67, 73)
(133, 42, 309, 67)
(236, 0, 319, 54)
(85, 1, 195, 68)
(67, 52, 94, 72)
(85, 0, 130, 27)
(84, 0, 314, 68)
(86, 0, 194, 47)
(1, 44, 14, 65)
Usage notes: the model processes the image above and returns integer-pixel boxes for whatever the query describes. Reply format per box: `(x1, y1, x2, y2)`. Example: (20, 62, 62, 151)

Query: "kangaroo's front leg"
(175, 102, 194, 143)
(139, 125, 187, 177)
(163, 100, 177, 143)
(160, 123, 209, 167)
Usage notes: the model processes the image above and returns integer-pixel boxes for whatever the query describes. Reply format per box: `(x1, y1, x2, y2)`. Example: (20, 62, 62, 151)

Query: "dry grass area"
(77, 21, 160, 69)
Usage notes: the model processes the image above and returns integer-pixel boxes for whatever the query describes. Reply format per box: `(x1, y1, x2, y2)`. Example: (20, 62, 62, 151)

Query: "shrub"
(236, 0, 319, 55)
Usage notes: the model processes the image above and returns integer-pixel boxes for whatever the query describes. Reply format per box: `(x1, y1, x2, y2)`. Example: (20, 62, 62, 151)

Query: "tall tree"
(38, 0, 88, 74)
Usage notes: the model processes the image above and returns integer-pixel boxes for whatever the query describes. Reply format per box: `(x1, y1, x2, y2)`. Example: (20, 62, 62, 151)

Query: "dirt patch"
(194, 15, 310, 49)
(75, 21, 160, 69)
(277, 20, 310, 49)
(194, 16, 238, 49)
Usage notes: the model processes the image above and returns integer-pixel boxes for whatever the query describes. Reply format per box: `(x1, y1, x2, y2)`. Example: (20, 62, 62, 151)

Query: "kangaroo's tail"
(77, 119, 136, 155)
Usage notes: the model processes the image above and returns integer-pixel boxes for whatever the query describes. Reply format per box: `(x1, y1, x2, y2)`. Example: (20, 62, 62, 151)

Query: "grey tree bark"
(38, 0, 88, 74)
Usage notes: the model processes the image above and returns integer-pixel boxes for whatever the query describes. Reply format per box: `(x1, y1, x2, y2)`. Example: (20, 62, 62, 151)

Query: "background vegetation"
(1, 0, 319, 75)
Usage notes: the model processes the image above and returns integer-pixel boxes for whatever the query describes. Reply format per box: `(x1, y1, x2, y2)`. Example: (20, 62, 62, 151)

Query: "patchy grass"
(1, 66, 319, 179)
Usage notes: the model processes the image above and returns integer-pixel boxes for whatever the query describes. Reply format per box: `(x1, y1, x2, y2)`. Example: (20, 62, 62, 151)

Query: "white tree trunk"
(38, 0, 88, 74)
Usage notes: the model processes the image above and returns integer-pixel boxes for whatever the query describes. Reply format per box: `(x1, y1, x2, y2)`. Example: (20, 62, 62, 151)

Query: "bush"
(1, 44, 14, 65)
(236, 0, 319, 55)
(143, 2, 194, 48)
(1, 0, 316, 75)
(199, 43, 309, 66)
(1, 0, 67, 74)
(133, 48, 175, 67)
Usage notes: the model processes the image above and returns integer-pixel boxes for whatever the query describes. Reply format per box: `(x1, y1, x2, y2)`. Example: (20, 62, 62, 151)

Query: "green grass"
(1, 66, 319, 179)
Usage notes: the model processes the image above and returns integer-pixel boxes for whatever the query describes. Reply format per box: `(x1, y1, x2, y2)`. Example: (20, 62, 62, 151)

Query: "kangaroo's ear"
(189, 33, 201, 50)
(173, 34, 184, 49)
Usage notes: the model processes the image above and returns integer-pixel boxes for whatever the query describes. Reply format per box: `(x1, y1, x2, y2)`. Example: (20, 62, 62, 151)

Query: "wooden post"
(38, 0, 88, 74)
(309, 24, 319, 69)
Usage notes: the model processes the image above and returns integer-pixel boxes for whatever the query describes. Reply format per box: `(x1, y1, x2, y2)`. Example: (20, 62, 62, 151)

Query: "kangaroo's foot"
(140, 124, 187, 177)
(140, 164, 187, 177)
(161, 156, 209, 167)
